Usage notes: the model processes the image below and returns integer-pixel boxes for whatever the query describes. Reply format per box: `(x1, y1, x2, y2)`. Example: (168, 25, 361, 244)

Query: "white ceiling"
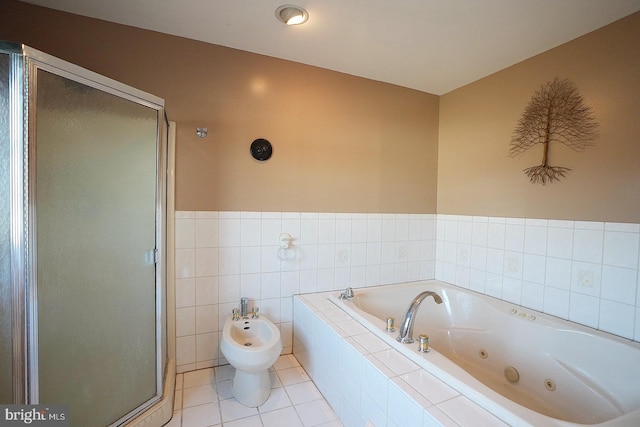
(21, 0, 640, 95)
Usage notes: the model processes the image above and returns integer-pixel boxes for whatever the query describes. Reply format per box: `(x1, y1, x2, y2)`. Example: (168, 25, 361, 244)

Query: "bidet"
(220, 314, 282, 407)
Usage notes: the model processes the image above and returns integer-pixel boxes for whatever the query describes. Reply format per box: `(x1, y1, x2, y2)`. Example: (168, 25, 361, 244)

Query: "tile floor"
(166, 355, 343, 427)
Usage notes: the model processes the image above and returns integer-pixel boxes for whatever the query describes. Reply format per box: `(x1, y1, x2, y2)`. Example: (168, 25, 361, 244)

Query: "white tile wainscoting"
(175, 212, 640, 374)
(174, 211, 437, 373)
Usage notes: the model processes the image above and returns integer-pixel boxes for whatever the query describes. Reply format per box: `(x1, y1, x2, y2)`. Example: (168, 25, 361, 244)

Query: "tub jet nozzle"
(504, 366, 520, 383)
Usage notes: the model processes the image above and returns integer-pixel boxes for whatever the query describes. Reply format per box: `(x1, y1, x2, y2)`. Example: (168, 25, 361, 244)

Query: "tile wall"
(174, 211, 437, 373)
(435, 215, 640, 341)
(175, 211, 640, 373)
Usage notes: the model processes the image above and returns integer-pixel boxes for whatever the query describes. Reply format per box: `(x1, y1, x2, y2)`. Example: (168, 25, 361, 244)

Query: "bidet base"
(231, 369, 272, 407)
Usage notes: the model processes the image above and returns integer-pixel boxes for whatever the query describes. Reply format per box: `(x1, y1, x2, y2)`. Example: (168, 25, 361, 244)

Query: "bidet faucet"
(240, 297, 249, 317)
(396, 291, 442, 344)
(339, 287, 354, 300)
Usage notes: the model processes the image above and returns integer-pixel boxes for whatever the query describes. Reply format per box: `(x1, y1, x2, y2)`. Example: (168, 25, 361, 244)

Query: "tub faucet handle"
(418, 334, 430, 353)
(339, 287, 354, 300)
(386, 317, 396, 332)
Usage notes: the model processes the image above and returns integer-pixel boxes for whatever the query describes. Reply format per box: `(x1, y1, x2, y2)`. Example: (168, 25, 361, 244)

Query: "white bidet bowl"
(220, 314, 282, 407)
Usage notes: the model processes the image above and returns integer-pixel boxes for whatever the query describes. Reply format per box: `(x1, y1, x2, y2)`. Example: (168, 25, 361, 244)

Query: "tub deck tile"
(352, 331, 391, 353)
(402, 369, 459, 405)
(423, 406, 459, 427)
(372, 348, 421, 376)
(438, 395, 509, 427)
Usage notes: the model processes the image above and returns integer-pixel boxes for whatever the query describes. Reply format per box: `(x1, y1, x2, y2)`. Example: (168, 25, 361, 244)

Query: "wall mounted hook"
(279, 233, 293, 249)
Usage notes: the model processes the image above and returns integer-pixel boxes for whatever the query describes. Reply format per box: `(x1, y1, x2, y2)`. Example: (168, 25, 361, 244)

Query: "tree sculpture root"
(523, 165, 571, 185)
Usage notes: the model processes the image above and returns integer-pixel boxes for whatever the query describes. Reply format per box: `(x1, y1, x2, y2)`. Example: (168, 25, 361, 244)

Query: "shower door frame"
(5, 41, 168, 426)
(5, 41, 27, 406)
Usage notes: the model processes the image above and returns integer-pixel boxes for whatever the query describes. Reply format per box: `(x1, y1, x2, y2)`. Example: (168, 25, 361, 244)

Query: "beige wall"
(438, 12, 640, 223)
(3, 1, 639, 222)
(0, 0, 439, 214)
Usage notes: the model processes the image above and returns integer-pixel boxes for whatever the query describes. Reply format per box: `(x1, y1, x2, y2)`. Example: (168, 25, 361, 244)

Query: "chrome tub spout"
(396, 291, 442, 344)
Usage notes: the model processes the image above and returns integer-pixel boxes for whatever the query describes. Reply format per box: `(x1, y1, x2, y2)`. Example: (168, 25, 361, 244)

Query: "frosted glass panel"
(0, 53, 12, 404)
(35, 70, 158, 426)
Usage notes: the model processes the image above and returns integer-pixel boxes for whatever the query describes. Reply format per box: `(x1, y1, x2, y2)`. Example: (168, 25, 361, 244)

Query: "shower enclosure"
(0, 42, 174, 426)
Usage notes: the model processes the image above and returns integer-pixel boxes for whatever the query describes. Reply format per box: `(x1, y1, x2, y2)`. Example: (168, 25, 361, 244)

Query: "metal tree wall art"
(509, 78, 598, 184)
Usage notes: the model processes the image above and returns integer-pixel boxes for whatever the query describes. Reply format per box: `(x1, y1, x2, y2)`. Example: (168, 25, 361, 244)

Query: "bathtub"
(329, 280, 640, 426)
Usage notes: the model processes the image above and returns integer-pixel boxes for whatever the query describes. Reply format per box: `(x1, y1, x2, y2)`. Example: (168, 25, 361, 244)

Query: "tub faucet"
(240, 297, 249, 317)
(396, 291, 442, 344)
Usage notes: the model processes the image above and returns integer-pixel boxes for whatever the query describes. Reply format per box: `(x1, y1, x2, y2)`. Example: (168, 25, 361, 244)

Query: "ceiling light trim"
(275, 4, 309, 26)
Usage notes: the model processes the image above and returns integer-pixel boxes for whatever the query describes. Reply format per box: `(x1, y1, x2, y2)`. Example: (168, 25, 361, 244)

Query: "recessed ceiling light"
(275, 5, 309, 26)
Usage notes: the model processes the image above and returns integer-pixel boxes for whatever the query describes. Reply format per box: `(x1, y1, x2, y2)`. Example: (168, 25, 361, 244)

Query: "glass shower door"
(32, 67, 163, 426)
(1, 41, 168, 426)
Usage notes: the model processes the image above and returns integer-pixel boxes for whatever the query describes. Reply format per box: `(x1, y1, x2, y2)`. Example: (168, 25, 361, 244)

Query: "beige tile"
(274, 354, 300, 371)
(258, 387, 292, 413)
(183, 368, 214, 388)
(295, 400, 338, 427)
(219, 398, 259, 423)
(182, 402, 221, 427)
(261, 407, 304, 427)
(276, 366, 310, 386)
(183, 384, 218, 408)
(285, 381, 322, 405)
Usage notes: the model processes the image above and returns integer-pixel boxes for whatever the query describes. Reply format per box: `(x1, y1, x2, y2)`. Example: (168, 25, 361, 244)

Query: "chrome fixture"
(275, 5, 309, 25)
(396, 291, 443, 344)
(339, 287, 354, 300)
(252, 306, 260, 319)
(241, 297, 249, 317)
(386, 317, 396, 332)
(232, 308, 240, 321)
(418, 334, 430, 353)
(196, 127, 207, 138)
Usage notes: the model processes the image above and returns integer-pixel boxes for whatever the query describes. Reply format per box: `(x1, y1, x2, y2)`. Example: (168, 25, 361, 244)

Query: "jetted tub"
(330, 280, 640, 426)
